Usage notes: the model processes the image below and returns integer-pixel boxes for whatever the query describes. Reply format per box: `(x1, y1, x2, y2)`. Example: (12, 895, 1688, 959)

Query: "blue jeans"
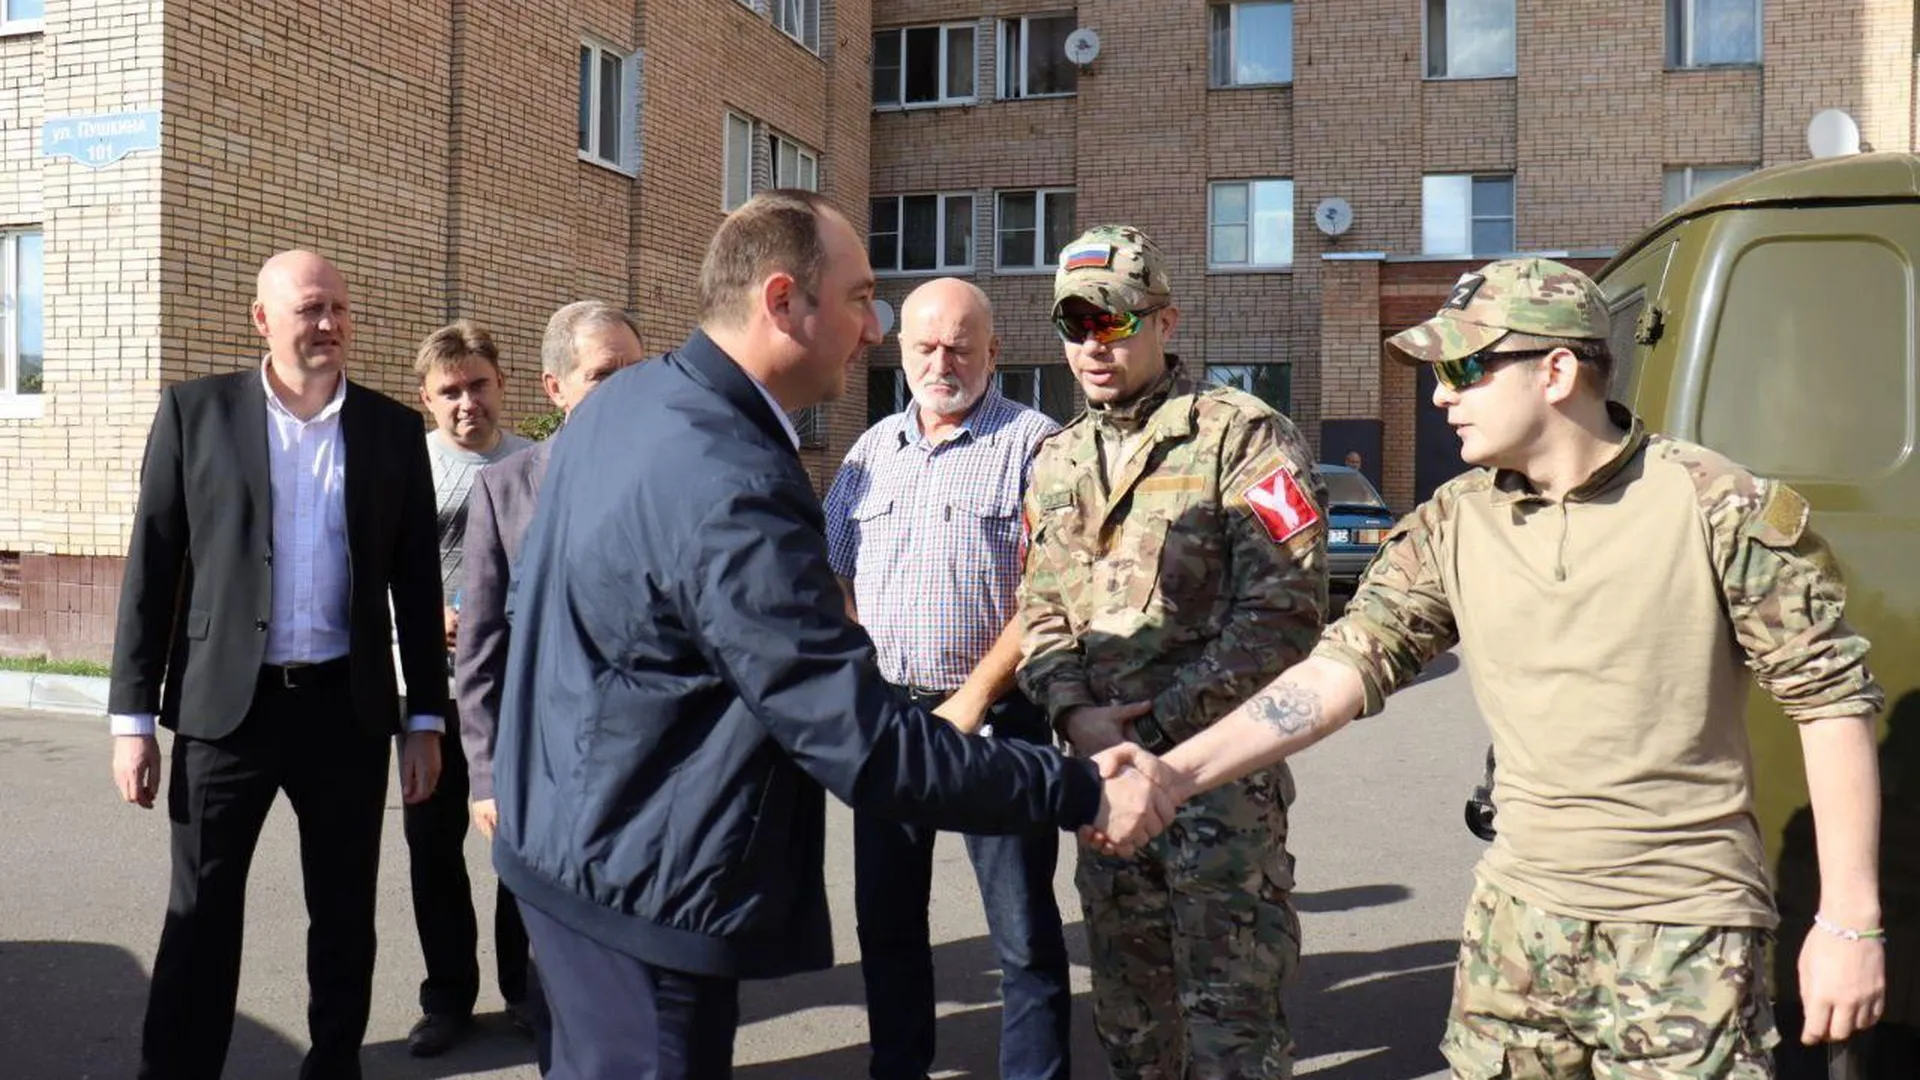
(854, 689, 1071, 1080)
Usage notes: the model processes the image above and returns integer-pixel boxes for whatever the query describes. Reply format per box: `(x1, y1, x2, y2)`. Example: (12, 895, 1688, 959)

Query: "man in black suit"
(109, 249, 449, 1080)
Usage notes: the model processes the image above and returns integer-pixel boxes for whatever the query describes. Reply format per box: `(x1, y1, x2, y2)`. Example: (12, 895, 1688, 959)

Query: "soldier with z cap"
(1104, 257, 1889, 1079)
(1017, 224, 1329, 1079)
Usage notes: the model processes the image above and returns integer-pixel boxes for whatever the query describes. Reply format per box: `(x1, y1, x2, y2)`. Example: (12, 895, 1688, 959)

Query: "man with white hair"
(823, 276, 1081, 1080)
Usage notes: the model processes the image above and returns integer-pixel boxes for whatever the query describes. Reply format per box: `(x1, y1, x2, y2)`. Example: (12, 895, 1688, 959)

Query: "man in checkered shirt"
(823, 277, 1074, 1080)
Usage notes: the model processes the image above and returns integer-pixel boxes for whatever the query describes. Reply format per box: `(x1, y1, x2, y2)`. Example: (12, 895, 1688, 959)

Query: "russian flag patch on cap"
(1062, 243, 1114, 271)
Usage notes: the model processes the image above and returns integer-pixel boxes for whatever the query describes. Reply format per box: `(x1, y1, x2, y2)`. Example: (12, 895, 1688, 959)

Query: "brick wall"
(0, 0, 865, 659)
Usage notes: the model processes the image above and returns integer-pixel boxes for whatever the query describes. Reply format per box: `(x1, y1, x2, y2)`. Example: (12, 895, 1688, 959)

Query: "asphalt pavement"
(0, 650, 1487, 1079)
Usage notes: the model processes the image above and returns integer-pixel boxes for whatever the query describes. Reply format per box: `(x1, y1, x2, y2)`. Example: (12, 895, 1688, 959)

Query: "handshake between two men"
(1063, 700, 1196, 858)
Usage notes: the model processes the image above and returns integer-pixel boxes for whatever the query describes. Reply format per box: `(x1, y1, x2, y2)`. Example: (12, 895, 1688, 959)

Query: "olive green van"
(1598, 152, 1919, 1076)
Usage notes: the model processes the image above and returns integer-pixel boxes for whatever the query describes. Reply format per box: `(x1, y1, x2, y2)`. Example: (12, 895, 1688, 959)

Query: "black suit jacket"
(109, 368, 447, 740)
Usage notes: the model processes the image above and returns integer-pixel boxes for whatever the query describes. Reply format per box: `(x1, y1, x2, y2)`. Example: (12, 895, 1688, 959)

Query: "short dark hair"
(414, 320, 500, 382)
(1559, 336, 1614, 386)
(698, 189, 837, 328)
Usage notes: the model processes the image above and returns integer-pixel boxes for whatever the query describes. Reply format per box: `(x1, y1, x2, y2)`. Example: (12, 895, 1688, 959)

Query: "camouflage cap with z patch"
(1386, 256, 1610, 364)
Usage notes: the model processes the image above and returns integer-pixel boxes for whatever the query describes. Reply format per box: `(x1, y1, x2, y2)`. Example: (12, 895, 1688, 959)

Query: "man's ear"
(250, 300, 270, 339)
(761, 272, 800, 333)
(1158, 305, 1181, 343)
(1541, 347, 1583, 405)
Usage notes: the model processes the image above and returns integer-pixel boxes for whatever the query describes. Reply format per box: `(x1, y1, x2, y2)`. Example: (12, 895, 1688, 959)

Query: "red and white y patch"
(1243, 465, 1320, 544)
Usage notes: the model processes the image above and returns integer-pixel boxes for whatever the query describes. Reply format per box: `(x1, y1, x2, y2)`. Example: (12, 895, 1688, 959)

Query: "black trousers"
(139, 661, 390, 1080)
(401, 701, 532, 1016)
(518, 900, 740, 1080)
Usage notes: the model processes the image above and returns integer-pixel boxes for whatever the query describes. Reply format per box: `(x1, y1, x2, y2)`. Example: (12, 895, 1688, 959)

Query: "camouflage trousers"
(1443, 876, 1781, 1080)
(1077, 764, 1300, 1080)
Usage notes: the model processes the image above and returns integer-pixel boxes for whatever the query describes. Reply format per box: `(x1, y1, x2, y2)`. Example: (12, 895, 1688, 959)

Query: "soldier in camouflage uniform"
(1016, 224, 1329, 1079)
(1122, 257, 1890, 1078)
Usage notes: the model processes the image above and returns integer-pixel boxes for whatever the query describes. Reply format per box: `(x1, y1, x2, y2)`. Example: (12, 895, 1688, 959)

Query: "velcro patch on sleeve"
(1243, 464, 1321, 544)
(1752, 483, 1810, 548)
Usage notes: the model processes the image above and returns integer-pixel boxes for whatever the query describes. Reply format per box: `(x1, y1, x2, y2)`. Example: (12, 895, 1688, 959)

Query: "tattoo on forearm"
(1250, 682, 1322, 738)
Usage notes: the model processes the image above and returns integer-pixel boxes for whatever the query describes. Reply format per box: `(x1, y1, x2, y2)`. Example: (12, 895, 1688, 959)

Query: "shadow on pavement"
(361, 1009, 542, 1078)
(736, 933, 1457, 1079)
(0, 939, 304, 1079)
(1296, 883, 1413, 914)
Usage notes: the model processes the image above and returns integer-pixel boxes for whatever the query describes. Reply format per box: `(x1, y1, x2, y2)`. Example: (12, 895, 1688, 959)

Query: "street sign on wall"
(42, 111, 161, 169)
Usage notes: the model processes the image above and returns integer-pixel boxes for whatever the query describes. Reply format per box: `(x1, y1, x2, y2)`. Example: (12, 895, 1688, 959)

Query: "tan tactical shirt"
(1318, 405, 1883, 927)
(1018, 376, 1328, 744)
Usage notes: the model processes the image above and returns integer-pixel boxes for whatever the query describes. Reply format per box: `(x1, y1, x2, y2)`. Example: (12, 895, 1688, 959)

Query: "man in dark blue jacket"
(491, 190, 1177, 1080)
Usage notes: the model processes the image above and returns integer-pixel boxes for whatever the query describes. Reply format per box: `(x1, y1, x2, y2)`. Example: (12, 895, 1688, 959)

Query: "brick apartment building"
(1, 0, 1916, 660)
(863, 0, 1919, 513)
(0, 0, 870, 660)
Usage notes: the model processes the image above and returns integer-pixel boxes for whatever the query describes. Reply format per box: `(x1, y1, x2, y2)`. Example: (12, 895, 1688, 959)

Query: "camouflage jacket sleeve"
(1704, 475, 1884, 722)
(1017, 446, 1096, 724)
(1311, 481, 1465, 717)
(1149, 413, 1328, 744)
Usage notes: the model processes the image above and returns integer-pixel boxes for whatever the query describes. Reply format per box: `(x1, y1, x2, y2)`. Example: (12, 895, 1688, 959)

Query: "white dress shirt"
(110, 361, 441, 736)
(745, 372, 802, 450)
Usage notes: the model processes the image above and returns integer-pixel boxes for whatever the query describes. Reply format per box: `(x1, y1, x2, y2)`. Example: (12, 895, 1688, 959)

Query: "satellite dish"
(1064, 28, 1101, 67)
(1314, 196, 1354, 237)
(1806, 109, 1861, 158)
(872, 298, 895, 336)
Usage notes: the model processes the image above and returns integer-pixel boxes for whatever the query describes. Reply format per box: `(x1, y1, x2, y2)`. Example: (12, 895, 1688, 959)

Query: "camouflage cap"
(1385, 257, 1610, 365)
(1052, 224, 1172, 317)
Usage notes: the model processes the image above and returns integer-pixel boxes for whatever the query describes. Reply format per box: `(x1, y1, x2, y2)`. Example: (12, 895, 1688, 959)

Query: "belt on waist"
(891, 683, 955, 705)
(260, 656, 350, 691)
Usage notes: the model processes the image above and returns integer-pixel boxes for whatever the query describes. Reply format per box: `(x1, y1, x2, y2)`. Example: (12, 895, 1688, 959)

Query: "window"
(1662, 165, 1756, 211)
(996, 189, 1076, 269)
(790, 405, 827, 448)
(873, 24, 977, 108)
(577, 41, 641, 173)
(1205, 364, 1292, 415)
(2, 229, 44, 398)
(1210, 2, 1293, 87)
(994, 364, 1078, 422)
(870, 194, 974, 274)
(999, 14, 1078, 99)
(1425, 0, 1515, 78)
(723, 112, 755, 210)
(1209, 180, 1294, 268)
(0, 0, 44, 34)
(774, 0, 820, 52)
(771, 133, 819, 191)
(1423, 174, 1514, 256)
(1668, 0, 1760, 67)
(1698, 238, 1907, 480)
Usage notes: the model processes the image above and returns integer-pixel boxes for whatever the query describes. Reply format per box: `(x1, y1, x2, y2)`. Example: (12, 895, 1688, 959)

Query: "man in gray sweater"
(403, 321, 533, 1056)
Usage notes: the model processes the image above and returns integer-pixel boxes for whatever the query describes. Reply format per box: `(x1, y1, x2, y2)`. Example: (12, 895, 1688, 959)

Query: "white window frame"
(577, 39, 641, 175)
(774, 0, 820, 53)
(872, 23, 979, 110)
(999, 13, 1078, 100)
(1663, 164, 1756, 211)
(0, 0, 45, 36)
(1669, 0, 1762, 68)
(995, 188, 1076, 271)
(1422, 173, 1515, 257)
(770, 132, 820, 191)
(723, 111, 756, 211)
(1208, 179, 1295, 269)
(1210, 1, 1294, 88)
(1, 228, 44, 418)
(1423, 0, 1517, 80)
(870, 193, 975, 276)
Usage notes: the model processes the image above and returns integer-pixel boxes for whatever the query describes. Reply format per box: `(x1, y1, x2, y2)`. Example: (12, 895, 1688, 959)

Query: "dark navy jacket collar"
(675, 328, 800, 460)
